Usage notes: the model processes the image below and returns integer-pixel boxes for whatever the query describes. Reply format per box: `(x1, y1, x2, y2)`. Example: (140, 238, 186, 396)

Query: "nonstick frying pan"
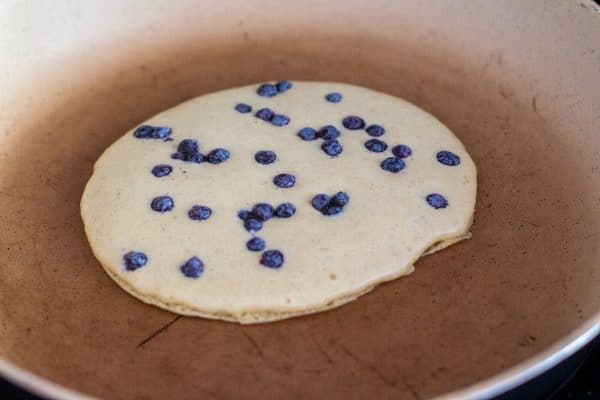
(0, 1, 598, 399)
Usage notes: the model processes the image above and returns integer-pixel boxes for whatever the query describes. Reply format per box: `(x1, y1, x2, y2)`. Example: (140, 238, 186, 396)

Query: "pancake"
(80, 81, 477, 323)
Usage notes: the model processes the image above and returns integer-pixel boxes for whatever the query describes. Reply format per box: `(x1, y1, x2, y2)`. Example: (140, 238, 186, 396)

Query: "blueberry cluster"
(341, 115, 388, 138)
(377, 144, 413, 173)
(254, 107, 290, 127)
(298, 116, 391, 159)
(297, 125, 344, 157)
(256, 81, 293, 97)
(238, 202, 295, 268)
(171, 139, 230, 164)
(235, 101, 289, 127)
(238, 202, 296, 233)
(341, 116, 403, 171)
(311, 191, 350, 216)
(171, 139, 203, 163)
(341, 117, 414, 173)
(133, 125, 172, 140)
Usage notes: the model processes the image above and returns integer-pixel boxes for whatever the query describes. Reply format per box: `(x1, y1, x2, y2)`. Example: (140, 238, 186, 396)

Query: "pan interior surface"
(0, 1, 598, 399)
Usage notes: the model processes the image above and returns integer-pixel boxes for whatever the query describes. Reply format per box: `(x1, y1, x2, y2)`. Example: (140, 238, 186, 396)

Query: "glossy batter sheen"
(81, 82, 477, 323)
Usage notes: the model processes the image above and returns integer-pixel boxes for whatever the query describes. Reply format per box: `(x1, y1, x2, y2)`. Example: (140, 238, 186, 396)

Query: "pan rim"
(0, 2, 598, 398)
(434, 316, 600, 399)
(0, 313, 598, 400)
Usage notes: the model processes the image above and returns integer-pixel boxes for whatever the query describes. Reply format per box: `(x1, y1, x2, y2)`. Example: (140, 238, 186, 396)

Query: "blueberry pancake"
(80, 81, 476, 323)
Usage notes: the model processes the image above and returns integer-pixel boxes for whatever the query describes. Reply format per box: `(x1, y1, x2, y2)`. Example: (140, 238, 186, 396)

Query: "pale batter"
(81, 81, 476, 323)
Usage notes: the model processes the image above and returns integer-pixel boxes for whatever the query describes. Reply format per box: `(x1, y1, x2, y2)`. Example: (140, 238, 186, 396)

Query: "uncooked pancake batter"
(81, 81, 477, 323)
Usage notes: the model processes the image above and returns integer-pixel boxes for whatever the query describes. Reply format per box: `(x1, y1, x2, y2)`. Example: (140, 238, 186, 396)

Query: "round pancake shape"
(81, 81, 476, 323)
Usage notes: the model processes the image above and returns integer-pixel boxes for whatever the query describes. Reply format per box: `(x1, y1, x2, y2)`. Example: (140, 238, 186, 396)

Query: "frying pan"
(1, 1, 598, 399)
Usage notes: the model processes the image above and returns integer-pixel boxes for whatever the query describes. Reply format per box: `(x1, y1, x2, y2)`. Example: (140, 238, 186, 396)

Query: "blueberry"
(206, 148, 230, 164)
(380, 157, 406, 173)
(177, 139, 199, 155)
(392, 144, 412, 158)
(182, 152, 205, 163)
(246, 237, 266, 252)
(255, 150, 277, 164)
(152, 127, 172, 139)
(331, 191, 349, 207)
(325, 92, 342, 103)
(235, 103, 252, 113)
(274, 202, 296, 218)
(311, 194, 330, 211)
(238, 209, 251, 220)
(297, 127, 318, 141)
(257, 83, 278, 97)
(151, 196, 174, 212)
(133, 125, 155, 138)
(260, 250, 284, 269)
(273, 173, 296, 188)
(364, 138, 388, 153)
(172, 152, 204, 163)
(255, 107, 274, 121)
(366, 124, 385, 137)
(188, 205, 212, 221)
(321, 140, 343, 157)
(317, 125, 340, 141)
(133, 125, 172, 139)
(251, 203, 274, 221)
(270, 114, 290, 127)
(342, 116, 365, 130)
(180, 256, 204, 278)
(426, 193, 449, 209)
(436, 150, 461, 166)
(321, 204, 343, 216)
(244, 218, 263, 232)
(276, 80, 292, 92)
(151, 164, 173, 177)
(123, 251, 147, 271)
